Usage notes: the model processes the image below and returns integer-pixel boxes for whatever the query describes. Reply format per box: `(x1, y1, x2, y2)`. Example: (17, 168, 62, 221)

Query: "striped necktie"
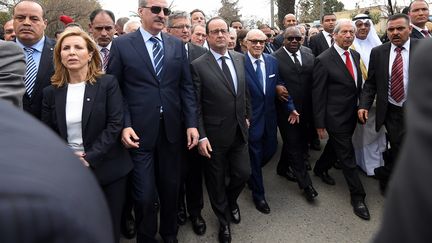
(100, 47, 109, 71)
(390, 47, 404, 103)
(150, 37, 164, 80)
(24, 47, 37, 97)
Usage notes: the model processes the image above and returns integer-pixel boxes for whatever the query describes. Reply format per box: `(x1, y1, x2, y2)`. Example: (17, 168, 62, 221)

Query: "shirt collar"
(139, 26, 163, 42)
(210, 48, 230, 61)
(411, 24, 428, 33)
(333, 43, 350, 56)
(16, 36, 45, 52)
(97, 42, 112, 51)
(322, 30, 332, 37)
(283, 46, 300, 57)
(247, 51, 264, 64)
(390, 38, 411, 53)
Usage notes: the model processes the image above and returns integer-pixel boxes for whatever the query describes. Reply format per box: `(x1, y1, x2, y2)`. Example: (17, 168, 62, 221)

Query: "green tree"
(218, 0, 242, 24)
(298, 0, 344, 24)
(276, 0, 295, 28)
(323, 0, 344, 14)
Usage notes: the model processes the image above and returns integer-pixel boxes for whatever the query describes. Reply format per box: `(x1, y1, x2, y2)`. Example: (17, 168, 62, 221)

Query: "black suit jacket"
(21, 37, 55, 119)
(273, 47, 315, 118)
(42, 74, 133, 185)
(309, 32, 331, 57)
(187, 42, 207, 63)
(410, 28, 430, 39)
(191, 50, 249, 146)
(0, 100, 114, 243)
(373, 39, 432, 243)
(312, 46, 362, 133)
(359, 39, 419, 131)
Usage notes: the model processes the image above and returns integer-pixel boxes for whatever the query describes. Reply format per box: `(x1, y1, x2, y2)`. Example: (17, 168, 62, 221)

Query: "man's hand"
(198, 139, 212, 158)
(276, 85, 289, 102)
(121, 127, 140, 149)
(358, 109, 368, 124)
(316, 128, 327, 140)
(74, 151, 89, 167)
(288, 110, 300, 124)
(186, 128, 199, 150)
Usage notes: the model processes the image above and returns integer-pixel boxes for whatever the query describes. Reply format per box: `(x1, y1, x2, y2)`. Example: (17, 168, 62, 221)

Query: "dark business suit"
(245, 53, 293, 201)
(179, 42, 207, 218)
(272, 33, 284, 50)
(107, 30, 197, 242)
(410, 27, 430, 39)
(21, 37, 55, 119)
(273, 47, 315, 189)
(359, 39, 419, 172)
(41, 75, 133, 242)
(191, 50, 250, 226)
(312, 46, 366, 201)
(309, 32, 331, 57)
(0, 100, 114, 243)
(0, 40, 26, 107)
(373, 39, 432, 243)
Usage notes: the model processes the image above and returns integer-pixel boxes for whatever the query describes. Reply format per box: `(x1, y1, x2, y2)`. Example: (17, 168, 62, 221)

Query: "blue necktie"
(24, 47, 37, 97)
(255, 59, 264, 93)
(150, 37, 164, 80)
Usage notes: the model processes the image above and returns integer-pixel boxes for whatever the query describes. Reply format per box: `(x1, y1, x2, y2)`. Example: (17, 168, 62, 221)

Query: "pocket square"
(269, 74, 275, 78)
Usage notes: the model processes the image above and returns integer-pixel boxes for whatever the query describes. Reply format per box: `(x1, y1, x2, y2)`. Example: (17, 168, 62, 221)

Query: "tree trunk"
(277, 0, 295, 29)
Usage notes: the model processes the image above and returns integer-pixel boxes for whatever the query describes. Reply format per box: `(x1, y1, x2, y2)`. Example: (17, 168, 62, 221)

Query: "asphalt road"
(122, 140, 384, 243)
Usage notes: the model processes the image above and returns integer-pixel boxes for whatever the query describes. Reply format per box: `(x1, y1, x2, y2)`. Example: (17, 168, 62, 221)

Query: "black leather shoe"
(121, 212, 136, 239)
(230, 204, 241, 224)
(177, 204, 187, 225)
(351, 200, 370, 220)
(303, 185, 318, 201)
(218, 224, 231, 243)
(313, 169, 336, 185)
(254, 199, 270, 214)
(333, 160, 342, 170)
(190, 215, 206, 235)
(305, 160, 312, 171)
(277, 168, 297, 182)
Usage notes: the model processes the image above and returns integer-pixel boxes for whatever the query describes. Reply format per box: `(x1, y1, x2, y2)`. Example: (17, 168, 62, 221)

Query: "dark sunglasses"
(265, 34, 273, 38)
(143, 6, 171, 16)
(286, 36, 302, 42)
(94, 25, 114, 32)
(248, 39, 266, 45)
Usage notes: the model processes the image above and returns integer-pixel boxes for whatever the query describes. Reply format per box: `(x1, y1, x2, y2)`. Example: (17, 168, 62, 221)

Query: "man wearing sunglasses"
(107, 0, 199, 243)
(89, 9, 116, 72)
(258, 24, 276, 54)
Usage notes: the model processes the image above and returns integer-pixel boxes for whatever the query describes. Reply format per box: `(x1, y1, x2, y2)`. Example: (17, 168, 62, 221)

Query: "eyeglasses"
(286, 36, 302, 42)
(142, 6, 171, 16)
(94, 25, 114, 32)
(248, 39, 266, 45)
(171, 24, 191, 30)
(265, 34, 273, 38)
(209, 29, 228, 35)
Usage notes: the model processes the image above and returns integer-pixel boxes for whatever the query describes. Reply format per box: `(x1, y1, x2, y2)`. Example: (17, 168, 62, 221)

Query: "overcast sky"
(100, 0, 413, 24)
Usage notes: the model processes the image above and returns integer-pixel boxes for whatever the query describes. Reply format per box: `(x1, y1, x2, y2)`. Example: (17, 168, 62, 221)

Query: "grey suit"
(0, 40, 26, 108)
(191, 50, 251, 226)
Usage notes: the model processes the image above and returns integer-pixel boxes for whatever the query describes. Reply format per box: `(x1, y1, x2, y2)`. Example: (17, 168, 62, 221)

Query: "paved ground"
(122, 140, 385, 243)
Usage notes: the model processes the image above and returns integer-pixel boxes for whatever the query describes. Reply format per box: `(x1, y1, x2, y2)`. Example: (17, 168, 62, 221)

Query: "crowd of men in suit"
(1, 0, 432, 242)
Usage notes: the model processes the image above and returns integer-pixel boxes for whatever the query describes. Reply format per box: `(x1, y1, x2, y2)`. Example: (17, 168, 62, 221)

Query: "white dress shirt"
(247, 52, 266, 94)
(210, 48, 238, 93)
(283, 47, 303, 66)
(322, 30, 333, 47)
(66, 82, 86, 152)
(139, 26, 163, 70)
(333, 43, 358, 84)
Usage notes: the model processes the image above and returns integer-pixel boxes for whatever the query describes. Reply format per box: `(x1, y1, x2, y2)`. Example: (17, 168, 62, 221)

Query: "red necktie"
(391, 47, 404, 103)
(421, 30, 430, 38)
(344, 51, 355, 80)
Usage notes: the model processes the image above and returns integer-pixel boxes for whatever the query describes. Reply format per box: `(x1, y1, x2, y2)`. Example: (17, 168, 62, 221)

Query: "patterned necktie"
(150, 37, 164, 80)
(100, 47, 109, 71)
(220, 56, 235, 93)
(255, 59, 264, 93)
(421, 30, 430, 38)
(24, 47, 37, 97)
(329, 34, 334, 46)
(391, 47, 404, 103)
(344, 51, 355, 80)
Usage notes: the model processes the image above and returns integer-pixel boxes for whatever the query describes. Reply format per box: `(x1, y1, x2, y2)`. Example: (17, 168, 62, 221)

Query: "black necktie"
(292, 52, 301, 71)
(220, 56, 235, 92)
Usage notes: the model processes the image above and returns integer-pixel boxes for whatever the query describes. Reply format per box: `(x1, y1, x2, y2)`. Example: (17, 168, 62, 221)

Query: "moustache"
(154, 17, 166, 24)
(19, 28, 34, 32)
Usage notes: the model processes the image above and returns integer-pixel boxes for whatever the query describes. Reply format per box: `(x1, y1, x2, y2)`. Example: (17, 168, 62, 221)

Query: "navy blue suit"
(107, 30, 198, 243)
(245, 53, 294, 201)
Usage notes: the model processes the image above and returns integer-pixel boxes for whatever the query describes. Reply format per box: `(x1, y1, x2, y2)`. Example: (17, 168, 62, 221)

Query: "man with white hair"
(244, 29, 297, 214)
(313, 19, 369, 220)
(350, 14, 387, 177)
(123, 18, 141, 34)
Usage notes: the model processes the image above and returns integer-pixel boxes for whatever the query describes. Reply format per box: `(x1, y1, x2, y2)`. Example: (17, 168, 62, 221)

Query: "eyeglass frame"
(142, 6, 171, 16)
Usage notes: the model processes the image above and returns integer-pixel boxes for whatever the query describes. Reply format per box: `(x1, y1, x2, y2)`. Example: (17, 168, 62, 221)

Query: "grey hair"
(283, 26, 301, 38)
(123, 18, 141, 33)
(191, 23, 205, 34)
(167, 11, 190, 27)
(333, 19, 357, 34)
(138, 0, 147, 7)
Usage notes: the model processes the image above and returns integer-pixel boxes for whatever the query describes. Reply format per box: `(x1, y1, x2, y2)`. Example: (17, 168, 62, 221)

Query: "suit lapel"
(160, 33, 174, 82)
(330, 47, 356, 87)
(245, 53, 264, 95)
(229, 50, 243, 96)
(382, 43, 391, 94)
(263, 54, 273, 93)
(205, 52, 236, 96)
(130, 31, 159, 81)
(81, 82, 97, 132)
(54, 85, 68, 140)
(319, 32, 330, 48)
(32, 38, 54, 101)
(350, 50, 363, 90)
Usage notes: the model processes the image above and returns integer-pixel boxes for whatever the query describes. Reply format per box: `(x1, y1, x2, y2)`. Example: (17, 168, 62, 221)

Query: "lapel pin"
(86, 98, 91, 101)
